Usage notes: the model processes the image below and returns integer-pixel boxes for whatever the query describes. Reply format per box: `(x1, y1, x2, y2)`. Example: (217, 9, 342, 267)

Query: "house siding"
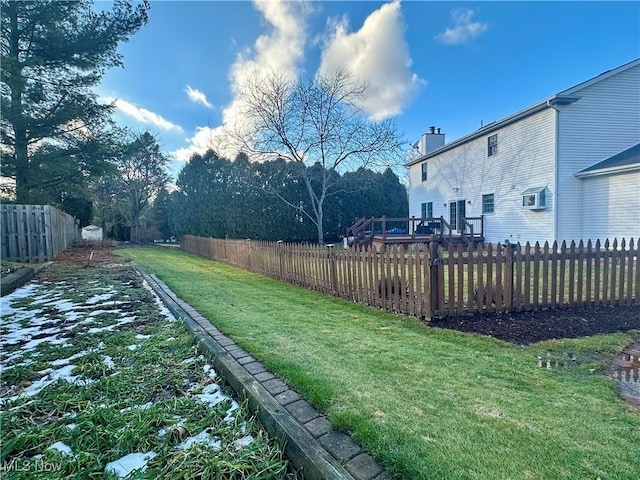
(556, 64, 640, 242)
(581, 171, 640, 244)
(408, 108, 557, 245)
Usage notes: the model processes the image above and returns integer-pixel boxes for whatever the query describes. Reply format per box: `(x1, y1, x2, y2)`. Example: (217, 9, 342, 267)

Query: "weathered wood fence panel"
(181, 235, 638, 319)
(433, 239, 639, 316)
(1, 205, 80, 263)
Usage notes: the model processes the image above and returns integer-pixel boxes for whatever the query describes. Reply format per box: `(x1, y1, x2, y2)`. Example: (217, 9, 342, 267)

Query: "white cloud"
(436, 9, 488, 45)
(317, 0, 423, 121)
(173, 0, 311, 162)
(185, 86, 213, 109)
(106, 97, 183, 132)
(172, 127, 220, 163)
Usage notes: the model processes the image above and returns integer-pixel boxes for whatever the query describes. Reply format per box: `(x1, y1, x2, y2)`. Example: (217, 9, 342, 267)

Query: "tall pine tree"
(1, 0, 148, 203)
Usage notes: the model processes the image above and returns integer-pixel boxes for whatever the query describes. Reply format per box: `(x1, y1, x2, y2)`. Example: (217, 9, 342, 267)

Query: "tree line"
(160, 150, 408, 244)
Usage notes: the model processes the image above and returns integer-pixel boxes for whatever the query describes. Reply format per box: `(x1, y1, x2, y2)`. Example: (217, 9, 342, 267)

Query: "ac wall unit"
(522, 187, 546, 210)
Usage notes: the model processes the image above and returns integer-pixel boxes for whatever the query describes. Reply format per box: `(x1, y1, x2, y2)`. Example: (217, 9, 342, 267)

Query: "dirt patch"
(431, 305, 640, 345)
(54, 244, 128, 267)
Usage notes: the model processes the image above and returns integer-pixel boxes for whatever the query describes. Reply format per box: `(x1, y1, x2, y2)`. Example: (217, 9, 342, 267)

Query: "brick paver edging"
(137, 268, 391, 480)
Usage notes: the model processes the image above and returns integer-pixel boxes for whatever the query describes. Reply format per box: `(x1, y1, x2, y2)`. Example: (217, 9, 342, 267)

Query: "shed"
(81, 225, 103, 241)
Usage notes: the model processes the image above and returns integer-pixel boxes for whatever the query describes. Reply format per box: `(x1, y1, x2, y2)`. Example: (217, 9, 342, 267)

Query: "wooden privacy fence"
(182, 235, 639, 319)
(1, 205, 80, 263)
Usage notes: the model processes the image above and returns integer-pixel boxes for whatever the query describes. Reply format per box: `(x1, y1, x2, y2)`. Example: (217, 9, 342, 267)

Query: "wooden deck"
(347, 216, 484, 249)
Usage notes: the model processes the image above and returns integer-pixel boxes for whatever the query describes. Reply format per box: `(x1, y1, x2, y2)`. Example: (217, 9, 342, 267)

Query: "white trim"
(575, 164, 640, 178)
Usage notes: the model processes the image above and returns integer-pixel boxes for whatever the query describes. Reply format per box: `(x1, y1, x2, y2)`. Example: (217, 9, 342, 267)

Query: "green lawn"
(117, 247, 640, 480)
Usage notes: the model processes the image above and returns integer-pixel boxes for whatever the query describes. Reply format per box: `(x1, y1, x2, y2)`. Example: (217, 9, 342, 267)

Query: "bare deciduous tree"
(227, 70, 405, 244)
(116, 131, 168, 242)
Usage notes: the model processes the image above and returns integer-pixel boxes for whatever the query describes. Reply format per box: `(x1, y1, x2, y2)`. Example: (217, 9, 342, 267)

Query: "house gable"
(407, 58, 640, 245)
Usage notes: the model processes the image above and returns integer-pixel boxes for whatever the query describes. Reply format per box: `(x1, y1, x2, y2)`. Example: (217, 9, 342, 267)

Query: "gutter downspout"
(547, 100, 560, 244)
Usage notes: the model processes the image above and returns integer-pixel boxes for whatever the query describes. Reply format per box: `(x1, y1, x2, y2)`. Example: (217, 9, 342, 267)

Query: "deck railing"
(347, 216, 483, 248)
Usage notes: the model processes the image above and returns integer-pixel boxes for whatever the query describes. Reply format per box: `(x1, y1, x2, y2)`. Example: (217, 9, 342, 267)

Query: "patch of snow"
(176, 431, 221, 452)
(105, 451, 156, 479)
(49, 349, 90, 367)
(8, 399, 35, 411)
(102, 355, 115, 369)
(66, 423, 77, 430)
(88, 309, 118, 317)
(0, 358, 35, 374)
(1, 283, 40, 303)
(141, 279, 177, 322)
(86, 293, 115, 304)
(120, 402, 153, 413)
(3, 325, 51, 344)
(30, 292, 63, 305)
(232, 435, 254, 449)
(48, 299, 78, 312)
(64, 311, 80, 322)
(87, 315, 135, 334)
(126, 344, 139, 351)
(135, 334, 151, 340)
(203, 364, 217, 380)
(194, 383, 228, 408)
(87, 325, 115, 334)
(2, 363, 94, 403)
(23, 335, 68, 350)
(47, 441, 73, 456)
(224, 400, 240, 424)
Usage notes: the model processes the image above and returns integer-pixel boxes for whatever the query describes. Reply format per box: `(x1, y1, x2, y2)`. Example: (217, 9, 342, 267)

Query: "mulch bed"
(431, 305, 640, 345)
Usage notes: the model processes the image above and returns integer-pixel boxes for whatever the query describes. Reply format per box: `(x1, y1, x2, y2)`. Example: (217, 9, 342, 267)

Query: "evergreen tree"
(1, 0, 149, 203)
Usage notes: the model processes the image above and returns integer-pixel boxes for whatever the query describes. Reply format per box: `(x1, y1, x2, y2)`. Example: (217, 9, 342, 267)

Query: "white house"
(406, 58, 640, 246)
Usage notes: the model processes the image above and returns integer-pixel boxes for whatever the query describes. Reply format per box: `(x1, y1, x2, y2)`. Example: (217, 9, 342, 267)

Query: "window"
(487, 134, 498, 156)
(482, 193, 495, 214)
(421, 163, 428, 182)
(449, 203, 457, 231)
(421, 202, 433, 218)
(521, 187, 546, 210)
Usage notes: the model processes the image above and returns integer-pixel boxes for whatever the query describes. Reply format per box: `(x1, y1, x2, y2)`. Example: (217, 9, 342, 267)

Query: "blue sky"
(97, 1, 640, 178)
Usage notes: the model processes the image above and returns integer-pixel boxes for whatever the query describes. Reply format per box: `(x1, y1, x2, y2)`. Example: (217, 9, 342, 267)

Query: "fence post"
(504, 243, 514, 312)
(328, 244, 338, 294)
(277, 240, 284, 281)
(429, 241, 440, 317)
(381, 216, 387, 245)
